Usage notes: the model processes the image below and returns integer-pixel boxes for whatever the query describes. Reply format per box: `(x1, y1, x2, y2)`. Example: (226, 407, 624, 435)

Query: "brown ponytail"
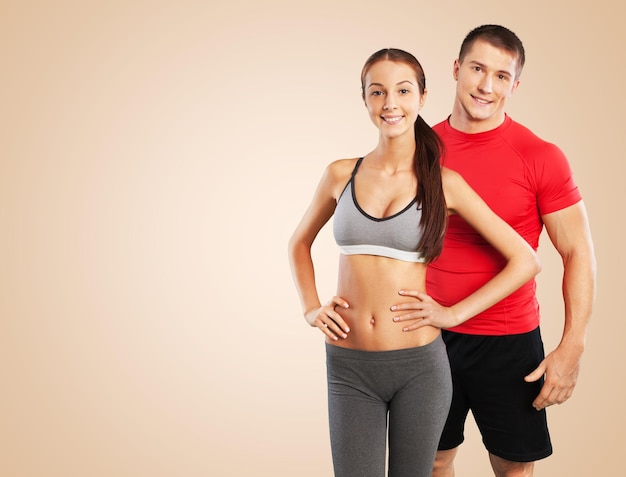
(414, 115, 446, 262)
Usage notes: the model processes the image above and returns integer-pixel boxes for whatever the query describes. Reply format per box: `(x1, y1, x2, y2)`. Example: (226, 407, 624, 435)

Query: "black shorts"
(438, 327, 553, 462)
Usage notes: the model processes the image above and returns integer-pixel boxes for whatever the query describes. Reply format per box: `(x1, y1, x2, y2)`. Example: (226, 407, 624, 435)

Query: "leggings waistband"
(325, 334, 444, 362)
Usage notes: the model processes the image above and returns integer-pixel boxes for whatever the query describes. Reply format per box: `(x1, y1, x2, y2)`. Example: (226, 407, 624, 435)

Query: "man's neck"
(448, 111, 507, 134)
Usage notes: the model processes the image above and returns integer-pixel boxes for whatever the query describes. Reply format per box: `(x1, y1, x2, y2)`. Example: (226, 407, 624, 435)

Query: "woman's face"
(363, 60, 426, 140)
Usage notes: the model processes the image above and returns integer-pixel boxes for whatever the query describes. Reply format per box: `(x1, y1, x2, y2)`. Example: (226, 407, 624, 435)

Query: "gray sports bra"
(333, 157, 426, 263)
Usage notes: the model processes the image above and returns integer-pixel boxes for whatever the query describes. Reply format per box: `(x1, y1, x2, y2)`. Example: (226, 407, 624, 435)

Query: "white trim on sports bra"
(338, 244, 426, 263)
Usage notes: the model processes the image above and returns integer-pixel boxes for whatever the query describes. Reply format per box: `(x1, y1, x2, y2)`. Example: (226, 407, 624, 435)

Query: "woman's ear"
(420, 88, 428, 109)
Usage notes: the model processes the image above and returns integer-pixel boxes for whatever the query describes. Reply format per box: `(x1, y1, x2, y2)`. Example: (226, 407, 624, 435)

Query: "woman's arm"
(393, 167, 541, 330)
(288, 160, 352, 340)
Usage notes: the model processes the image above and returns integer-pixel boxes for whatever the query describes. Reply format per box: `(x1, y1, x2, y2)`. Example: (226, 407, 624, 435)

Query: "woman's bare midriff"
(329, 254, 440, 351)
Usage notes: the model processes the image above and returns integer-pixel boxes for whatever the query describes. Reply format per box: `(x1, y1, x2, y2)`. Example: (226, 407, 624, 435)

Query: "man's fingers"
(524, 361, 546, 383)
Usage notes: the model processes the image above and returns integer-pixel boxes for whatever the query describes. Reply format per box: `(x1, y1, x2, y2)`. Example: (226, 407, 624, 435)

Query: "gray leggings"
(326, 336, 452, 477)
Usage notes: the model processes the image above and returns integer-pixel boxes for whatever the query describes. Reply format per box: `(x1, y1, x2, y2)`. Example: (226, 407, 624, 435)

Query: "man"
(392, 25, 596, 476)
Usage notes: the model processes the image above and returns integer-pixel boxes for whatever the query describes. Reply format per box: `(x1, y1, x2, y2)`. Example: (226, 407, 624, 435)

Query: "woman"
(287, 48, 540, 477)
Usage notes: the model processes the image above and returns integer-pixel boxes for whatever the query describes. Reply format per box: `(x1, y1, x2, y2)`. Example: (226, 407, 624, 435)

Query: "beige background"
(1, 1, 621, 476)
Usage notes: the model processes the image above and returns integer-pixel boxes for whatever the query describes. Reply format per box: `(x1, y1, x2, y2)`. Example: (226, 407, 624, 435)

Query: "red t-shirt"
(426, 115, 582, 335)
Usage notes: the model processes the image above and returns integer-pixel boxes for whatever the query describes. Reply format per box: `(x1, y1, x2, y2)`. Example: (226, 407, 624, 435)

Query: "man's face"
(451, 39, 520, 133)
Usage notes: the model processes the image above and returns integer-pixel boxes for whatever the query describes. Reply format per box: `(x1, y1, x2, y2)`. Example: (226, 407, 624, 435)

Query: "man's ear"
(510, 79, 521, 96)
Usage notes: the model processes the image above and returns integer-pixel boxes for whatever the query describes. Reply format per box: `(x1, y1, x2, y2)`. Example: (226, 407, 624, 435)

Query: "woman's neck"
(370, 135, 415, 173)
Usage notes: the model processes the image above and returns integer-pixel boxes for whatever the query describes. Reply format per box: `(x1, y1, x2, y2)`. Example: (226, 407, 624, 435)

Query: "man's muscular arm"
(524, 201, 596, 410)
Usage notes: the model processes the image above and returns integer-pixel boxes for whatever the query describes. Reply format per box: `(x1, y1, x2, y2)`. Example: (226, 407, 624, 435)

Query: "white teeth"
(383, 116, 402, 124)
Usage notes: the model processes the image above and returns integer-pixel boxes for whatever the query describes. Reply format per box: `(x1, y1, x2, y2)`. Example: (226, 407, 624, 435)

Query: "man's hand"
(524, 343, 583, 410)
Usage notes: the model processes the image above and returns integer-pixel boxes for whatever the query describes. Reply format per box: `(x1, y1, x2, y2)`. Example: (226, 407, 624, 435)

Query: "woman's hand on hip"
(391, 289, 460, 331)
(305, 297, 351, 340)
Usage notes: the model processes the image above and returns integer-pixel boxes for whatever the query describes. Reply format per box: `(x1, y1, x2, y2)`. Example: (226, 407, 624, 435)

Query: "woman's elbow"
(528, 251, 542, 277)
(287, 236, 299, 263)
(512, 249, 541, 281)
(288, 235, 310, 262)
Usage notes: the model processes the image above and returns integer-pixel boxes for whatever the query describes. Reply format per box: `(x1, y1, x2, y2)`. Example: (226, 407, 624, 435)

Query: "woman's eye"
(399, 89, 409, 94)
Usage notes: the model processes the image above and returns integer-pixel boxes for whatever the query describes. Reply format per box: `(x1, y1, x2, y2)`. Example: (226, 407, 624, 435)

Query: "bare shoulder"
(441, 167, 469, 206)
(327, 157, 359, 178)
(441, 166, 464, 187)
(324, 157, 360, 198)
